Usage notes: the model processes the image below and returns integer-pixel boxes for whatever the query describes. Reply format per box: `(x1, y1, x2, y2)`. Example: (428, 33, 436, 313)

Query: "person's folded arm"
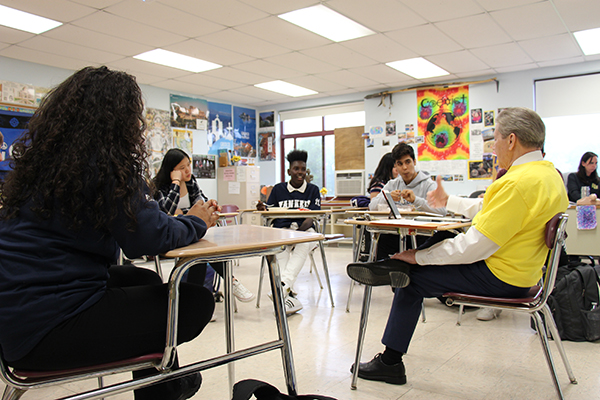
(415, 227, 499, 265)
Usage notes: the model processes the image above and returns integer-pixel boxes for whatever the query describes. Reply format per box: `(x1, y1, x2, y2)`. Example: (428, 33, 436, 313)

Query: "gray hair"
(496, 107, 545, 149)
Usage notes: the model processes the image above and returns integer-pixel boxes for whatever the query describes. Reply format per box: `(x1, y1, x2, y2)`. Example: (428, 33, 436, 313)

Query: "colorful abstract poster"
(144, 108, 172, 177)
(170, 94, 208, 129)
(417, 86, 470, 161)
(233, 106, 257, 157)
(207, 101, 233, 156)
(172, 128, 193, 157)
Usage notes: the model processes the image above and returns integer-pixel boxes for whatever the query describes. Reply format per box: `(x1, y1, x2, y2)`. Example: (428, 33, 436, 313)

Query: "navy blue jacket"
(267, 182, 321, 229)
(0, 187, 207, 362)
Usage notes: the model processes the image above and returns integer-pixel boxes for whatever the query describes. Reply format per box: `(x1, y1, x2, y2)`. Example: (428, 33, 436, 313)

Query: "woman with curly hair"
(0, 66, 218, 400)
(152, 148, 255, 302)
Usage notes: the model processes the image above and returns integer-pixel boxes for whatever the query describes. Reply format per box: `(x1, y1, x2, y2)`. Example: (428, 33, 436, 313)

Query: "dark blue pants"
(381, 232, 530, 353)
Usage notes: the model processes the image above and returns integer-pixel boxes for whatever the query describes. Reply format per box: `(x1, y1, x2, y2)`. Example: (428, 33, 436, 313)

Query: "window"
(280, 107, 364, 196)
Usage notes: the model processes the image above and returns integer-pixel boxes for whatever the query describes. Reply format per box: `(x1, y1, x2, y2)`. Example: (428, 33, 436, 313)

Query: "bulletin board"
(0, 103, 35, 175)
(334, 126, 365, 170)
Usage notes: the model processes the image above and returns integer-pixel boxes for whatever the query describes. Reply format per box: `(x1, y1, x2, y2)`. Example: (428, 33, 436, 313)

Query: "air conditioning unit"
(335, 170, 365, 197)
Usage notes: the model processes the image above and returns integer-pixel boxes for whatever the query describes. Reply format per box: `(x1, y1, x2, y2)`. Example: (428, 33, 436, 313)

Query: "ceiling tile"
(118, 71, 165, 86)
(470, 42, 533, 68)
(454, 69, 496, 79)
(167, 0, 268, 27)
(150, 79, 220, 97)
(206, 90, 264, 106)
(553, 0, 600, 31)
(104, 1, 225, 38)
(175, 74, 245, 91)
(490, 2, 567, 41)
(18, 36, 124, 64)
(495, 63, 539, 73)
(314, 70, 379, 88)
(107, 57, 193, 79)
(285, 75, 346, 92)
(164, 39, 254, 67)
(427, 50, 490, 73)
(537, 56, 585, 68)
(341, 35, 417, 63)
(0, 0, 96, 22)
(264, 52, 340, 75)
(236, 0, 317, 15)
(0, 45, 88, 71)
(435, 13, 512, 49)
(44, 24, 152, 56)
(518, 34, 582, 62)
(203, 66, 271, 85)
(474, 0, 542, 12)
(400, 0, 484, 22)
(0, 42, 10, 51)
(196, 29, 289, 59)
(0, 26, 35, 44)
(233, 60, 305, 80)
(231, 85, 292, 101)
(327, 0, 426, 32)
(348, 64, 415, 85)
(67, 0, 123, 9)
(300, 44, 378, 69)
(235, 16, 331, 51)
(71, 10, 187, 47)
(386, 24, 462, 56)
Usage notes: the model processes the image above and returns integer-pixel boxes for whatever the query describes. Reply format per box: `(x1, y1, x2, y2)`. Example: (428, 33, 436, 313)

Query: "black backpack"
(546, 262, 600, 342)
(232, 379, 337, 400)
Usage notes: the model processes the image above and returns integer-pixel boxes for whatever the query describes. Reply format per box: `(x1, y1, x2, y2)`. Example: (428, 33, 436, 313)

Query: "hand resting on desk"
(187, 199, 221, 227)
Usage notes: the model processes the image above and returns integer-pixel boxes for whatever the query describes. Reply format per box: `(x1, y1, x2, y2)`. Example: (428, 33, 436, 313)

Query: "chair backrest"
(221, 204, 239, 213)
(537, 213, 569, 310)
(469, 190, 485, 198)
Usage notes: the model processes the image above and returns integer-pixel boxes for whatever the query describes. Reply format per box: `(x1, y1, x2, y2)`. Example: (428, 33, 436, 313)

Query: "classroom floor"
(2, 246, 599, 400)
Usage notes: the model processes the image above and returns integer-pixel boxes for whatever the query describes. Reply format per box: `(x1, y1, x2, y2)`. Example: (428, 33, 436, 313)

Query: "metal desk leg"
(318, 239, 335, 308)
(351, 232, 380, 390)
(346, 224, 366, 312)
(266, 254, 298, 396)
(224, 260, 235, 397)
(256, 256, 267, 308)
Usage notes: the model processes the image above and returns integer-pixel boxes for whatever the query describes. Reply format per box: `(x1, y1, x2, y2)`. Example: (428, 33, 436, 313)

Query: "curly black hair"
(0, 66, 148, 231)
(286, 149, 308, 164)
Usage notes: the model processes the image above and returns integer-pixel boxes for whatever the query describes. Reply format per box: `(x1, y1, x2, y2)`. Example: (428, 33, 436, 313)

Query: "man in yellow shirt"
(348, 107, 568, 385)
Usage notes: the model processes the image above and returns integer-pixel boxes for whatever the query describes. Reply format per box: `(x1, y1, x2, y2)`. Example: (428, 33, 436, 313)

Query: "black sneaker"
(351, 353, 407, 385)
(175, 372, 202, 400)
(347, 259, 411, 288)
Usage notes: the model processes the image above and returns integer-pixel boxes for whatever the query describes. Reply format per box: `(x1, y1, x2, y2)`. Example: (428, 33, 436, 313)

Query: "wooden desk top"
(164, 225, 324, 258)
(254, 209, 332, 216)
(218, 212, 239, 218)
(343, 218, 471, 232)
(345, 210, 439, 217)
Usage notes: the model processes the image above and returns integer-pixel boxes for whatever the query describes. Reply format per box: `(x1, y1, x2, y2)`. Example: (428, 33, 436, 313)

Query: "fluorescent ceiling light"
(574, 27, 600, 55)
(255, 81, 317, 97)
(386, 57, 450, 79)
(279, 5, 375, 42)
(133, 49, 221, 73)
(0, 5, 62, 34)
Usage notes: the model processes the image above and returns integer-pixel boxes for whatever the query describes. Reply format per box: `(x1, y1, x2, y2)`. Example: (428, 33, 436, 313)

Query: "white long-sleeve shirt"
(415, 151, 543, 266)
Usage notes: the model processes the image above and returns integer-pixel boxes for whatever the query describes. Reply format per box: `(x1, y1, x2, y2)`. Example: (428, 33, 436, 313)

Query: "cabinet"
(217, 166, 260, 211)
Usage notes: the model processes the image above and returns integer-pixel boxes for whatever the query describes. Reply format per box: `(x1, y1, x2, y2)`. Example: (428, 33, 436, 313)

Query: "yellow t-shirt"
(472, 160, 568, 287)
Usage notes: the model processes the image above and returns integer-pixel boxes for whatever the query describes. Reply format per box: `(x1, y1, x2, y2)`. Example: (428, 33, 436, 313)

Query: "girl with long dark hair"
(567, 151, 599, 201)
(368, 152, 398, 199)
(152, 148, 255, 302)
(0, 66, 218, 400)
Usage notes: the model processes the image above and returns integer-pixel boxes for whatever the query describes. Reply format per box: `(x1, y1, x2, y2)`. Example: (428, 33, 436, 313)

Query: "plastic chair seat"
(445, 285, 541, 307)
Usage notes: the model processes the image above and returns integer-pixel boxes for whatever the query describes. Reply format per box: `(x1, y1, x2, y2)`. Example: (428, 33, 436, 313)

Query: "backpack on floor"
(232, 379, 337, 400)
(545, 262, 600, 342)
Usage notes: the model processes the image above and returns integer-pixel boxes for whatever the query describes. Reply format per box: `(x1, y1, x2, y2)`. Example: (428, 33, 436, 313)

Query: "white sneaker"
(284, 294, 303, 315)
(232, 278, 255, 302)
(476, 308, 502, 321)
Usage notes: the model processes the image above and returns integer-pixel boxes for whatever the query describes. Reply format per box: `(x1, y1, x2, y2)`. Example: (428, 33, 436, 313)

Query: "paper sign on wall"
(223, 168, 235, 181)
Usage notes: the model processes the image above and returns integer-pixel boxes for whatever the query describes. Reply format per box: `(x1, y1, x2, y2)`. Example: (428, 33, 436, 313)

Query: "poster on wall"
(468, 156, 493, 180)
(385, 120, 396, 136)
(417, 85, 470, 161)
(170, 94, 208, 130)
(144, 108, 172, 177)
(172, 128, 193, 157)
(207, 101, 233, 156)
(258, 111, 276, 161)
(0, 105, 34, 176)
(193, 154, 216, 179)
(470, 108, 482, 124)
(233, 106, 256, 157)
